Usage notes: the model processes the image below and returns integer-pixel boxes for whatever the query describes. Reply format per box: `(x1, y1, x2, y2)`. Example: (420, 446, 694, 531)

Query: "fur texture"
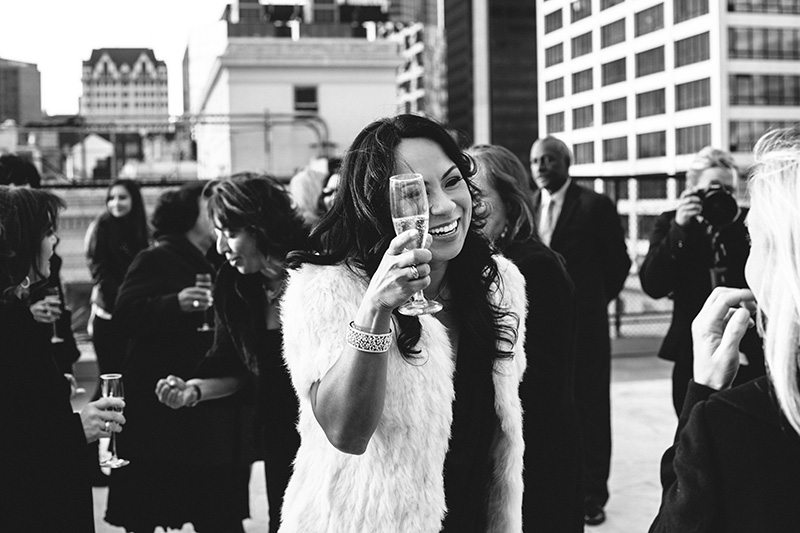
(279, 256, 526, 532)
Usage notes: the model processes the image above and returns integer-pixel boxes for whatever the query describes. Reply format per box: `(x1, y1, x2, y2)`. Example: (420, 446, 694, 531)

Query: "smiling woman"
(279, 114, 527, 532)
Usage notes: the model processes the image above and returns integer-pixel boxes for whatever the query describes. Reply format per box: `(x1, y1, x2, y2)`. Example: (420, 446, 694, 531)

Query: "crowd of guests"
(1, 116, 799, 532)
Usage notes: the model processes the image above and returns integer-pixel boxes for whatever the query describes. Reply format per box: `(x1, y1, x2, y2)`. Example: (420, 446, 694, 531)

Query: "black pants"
(574, 347, 611, 509)
(262, 427, 300, 533)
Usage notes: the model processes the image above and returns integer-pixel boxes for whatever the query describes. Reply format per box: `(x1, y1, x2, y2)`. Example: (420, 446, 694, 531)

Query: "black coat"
(86, 213, 147, 312)
(506, 239, 583, 532)
(639, 210, 763, 367)
(0, 296, 93, 532)
(112, 235, 254, 465)
(533, 182, 631, 361)
(650, 377, 800, 532)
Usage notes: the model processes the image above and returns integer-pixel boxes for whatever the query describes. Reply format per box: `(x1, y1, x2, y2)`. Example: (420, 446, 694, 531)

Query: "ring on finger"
(192, 300, 199, 308)
(104, 420, 111, 432)
(409, 264, 420, 280)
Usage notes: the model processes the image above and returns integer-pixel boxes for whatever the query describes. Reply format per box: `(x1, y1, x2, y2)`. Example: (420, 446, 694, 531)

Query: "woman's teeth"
(430, 219, 458, 236)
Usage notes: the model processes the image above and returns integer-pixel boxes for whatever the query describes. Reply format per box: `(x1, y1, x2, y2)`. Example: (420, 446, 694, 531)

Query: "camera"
(696, 184, 739, 227)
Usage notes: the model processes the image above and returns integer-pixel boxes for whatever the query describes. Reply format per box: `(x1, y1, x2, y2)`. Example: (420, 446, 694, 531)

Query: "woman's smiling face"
(394, 137, 472, 267)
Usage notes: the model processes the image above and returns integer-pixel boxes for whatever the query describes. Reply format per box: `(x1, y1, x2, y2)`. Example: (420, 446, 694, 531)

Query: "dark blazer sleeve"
(598, 194, 631, 302)
(114, 249, 184, 339)
(649, 381, 719, 532)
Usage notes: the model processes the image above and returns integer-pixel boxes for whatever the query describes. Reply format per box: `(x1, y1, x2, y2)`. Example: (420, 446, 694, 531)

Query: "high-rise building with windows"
(0, 58, 42, 125)
(537, 0, 800, 251)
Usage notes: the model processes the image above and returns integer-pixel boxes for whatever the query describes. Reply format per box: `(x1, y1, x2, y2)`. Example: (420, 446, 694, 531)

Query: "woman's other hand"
(154, 375, 197, 409)
(362, 230, 433, 313)
(80, 396, 126, 443)
(675, 187, 703, 227)
(29, 295, 61, 324)
(177, 287, 214, 313)
(692, 287, 756, 390)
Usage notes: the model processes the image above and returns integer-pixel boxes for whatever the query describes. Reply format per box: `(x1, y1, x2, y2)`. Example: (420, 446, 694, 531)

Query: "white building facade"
(536, 0, 800, 255)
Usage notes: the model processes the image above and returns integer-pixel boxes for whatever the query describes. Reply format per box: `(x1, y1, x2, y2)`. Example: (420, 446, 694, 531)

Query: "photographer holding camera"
(640, 146, 764, 416)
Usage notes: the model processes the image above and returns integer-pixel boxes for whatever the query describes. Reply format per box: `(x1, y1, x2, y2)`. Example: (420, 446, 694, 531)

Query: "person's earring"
(499, 225, 509, 241)
(19, 276, 31, 289)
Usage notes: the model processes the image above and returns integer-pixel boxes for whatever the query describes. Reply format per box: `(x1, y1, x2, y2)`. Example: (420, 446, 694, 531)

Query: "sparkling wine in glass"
(389, 173, 442, 316)
(43, 286, 64, 344)
(195, 273, 213, 332)
(99, 373, 129, 469)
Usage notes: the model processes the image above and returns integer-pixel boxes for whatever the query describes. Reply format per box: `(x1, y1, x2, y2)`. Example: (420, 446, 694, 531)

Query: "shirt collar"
(541, 177, 571, 205)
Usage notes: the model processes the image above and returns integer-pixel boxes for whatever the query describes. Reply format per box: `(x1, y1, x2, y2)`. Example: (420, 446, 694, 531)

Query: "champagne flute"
(389, 173, 442, 316)
(195, 273, 214, 332)
(43, 286, 64, 344)
(99, 373, 129, 469)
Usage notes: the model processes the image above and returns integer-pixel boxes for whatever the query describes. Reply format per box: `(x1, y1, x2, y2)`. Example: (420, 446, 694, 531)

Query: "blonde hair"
(748, 126, 800, 435)
(289, 167, 326, 226)
(686, 146, 739, 189)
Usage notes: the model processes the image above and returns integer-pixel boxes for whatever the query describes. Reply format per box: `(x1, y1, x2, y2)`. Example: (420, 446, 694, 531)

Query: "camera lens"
(701, 186, 739, 227)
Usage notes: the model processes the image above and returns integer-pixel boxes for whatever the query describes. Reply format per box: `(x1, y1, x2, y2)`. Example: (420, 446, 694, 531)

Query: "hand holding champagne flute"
(389, 173, 442, 315)
(195, 273, 214, 332)
(42, 286, 64, 343)
(99, 373, 129, 468)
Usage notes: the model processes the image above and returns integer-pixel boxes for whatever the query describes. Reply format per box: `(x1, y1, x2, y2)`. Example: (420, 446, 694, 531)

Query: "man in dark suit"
(639, 147, 764, 417)
(530, 136, 631, 526)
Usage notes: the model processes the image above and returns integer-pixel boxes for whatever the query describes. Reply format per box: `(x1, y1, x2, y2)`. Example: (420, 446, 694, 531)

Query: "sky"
(0, 0, 233, 117)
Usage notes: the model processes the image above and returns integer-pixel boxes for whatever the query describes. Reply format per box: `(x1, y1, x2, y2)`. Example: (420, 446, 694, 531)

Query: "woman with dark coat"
(105, 183, 253, 532)
(155, 175, 307, 533)
(85, 178, 149, 376)
(470, 144, 583, 532)
(650, 127, 800, 531)
(0, 186, 125, 532)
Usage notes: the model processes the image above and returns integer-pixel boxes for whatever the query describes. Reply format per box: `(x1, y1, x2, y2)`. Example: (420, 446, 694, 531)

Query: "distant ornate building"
(79, 48, 169, 125)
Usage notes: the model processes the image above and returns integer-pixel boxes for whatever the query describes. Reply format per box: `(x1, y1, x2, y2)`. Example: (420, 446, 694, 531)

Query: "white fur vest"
(279, 255, 527, 532)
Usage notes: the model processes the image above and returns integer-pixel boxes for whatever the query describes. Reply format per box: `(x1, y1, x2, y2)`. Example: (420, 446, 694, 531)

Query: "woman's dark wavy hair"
(203, 174, 308, 262)
(103, 178, 149, 250)
(0, 186, 64, 299)
(288, 114, 517, 362)
(469, 144, 540, 252)
(151, 182, 205, 239)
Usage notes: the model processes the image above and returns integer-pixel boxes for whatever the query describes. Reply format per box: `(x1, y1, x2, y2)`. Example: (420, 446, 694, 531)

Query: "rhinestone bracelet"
(346, 321, 392, 353)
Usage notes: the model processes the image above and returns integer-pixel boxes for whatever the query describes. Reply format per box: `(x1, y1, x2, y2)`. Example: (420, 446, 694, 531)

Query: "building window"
(729, 27, 800, 60)
(675, 32, 710, 67)
(676, 78, 711, 110)
(571, 31, 592, 58)
(638, 215, 660, 238)
(545, 43, 564, 67)
(546, 78, 564, 101)
(572, 68, 593, 94)
(636, 46, 665, 77)
(638, 177, 668, 199)
(636, 88, 666, 117)
(729, 74, 800, 106)
(635, 4, 664, 37)
(602, 97, 627, 124)
(728, 0, 800, 14)
(603, 137, 628, 161)
(675, 0, 708, 23)
(604, 178, 629, 200)
(573, 104, 594, 129)
(573, 141, 595, 164)
(545, 9, 563, 33)
(601, 58, 626, 86)
(637, 131, 667, 158)
(729, 120, 793, 152)
(601, 19, 625, 48)
(547, 112, 565, 133)
(601, 0, 624, 9)
(570, 0, 592, 22)
(294, 86, 318, 112)
(676, 124, 711, 155)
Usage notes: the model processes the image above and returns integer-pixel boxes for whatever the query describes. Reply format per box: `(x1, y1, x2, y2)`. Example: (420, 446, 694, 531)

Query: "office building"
(0, 58, 42, 125)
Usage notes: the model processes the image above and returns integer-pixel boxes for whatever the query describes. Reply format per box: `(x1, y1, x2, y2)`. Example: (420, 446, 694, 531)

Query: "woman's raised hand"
(29, 296, 61, 324)
(691, 287, 756, 390)
(177, 287, 214, 313)
(363, 230, 433, 313)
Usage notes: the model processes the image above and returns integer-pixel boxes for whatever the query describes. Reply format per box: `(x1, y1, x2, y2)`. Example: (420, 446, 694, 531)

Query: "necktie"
(539, 198, 556, 246)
